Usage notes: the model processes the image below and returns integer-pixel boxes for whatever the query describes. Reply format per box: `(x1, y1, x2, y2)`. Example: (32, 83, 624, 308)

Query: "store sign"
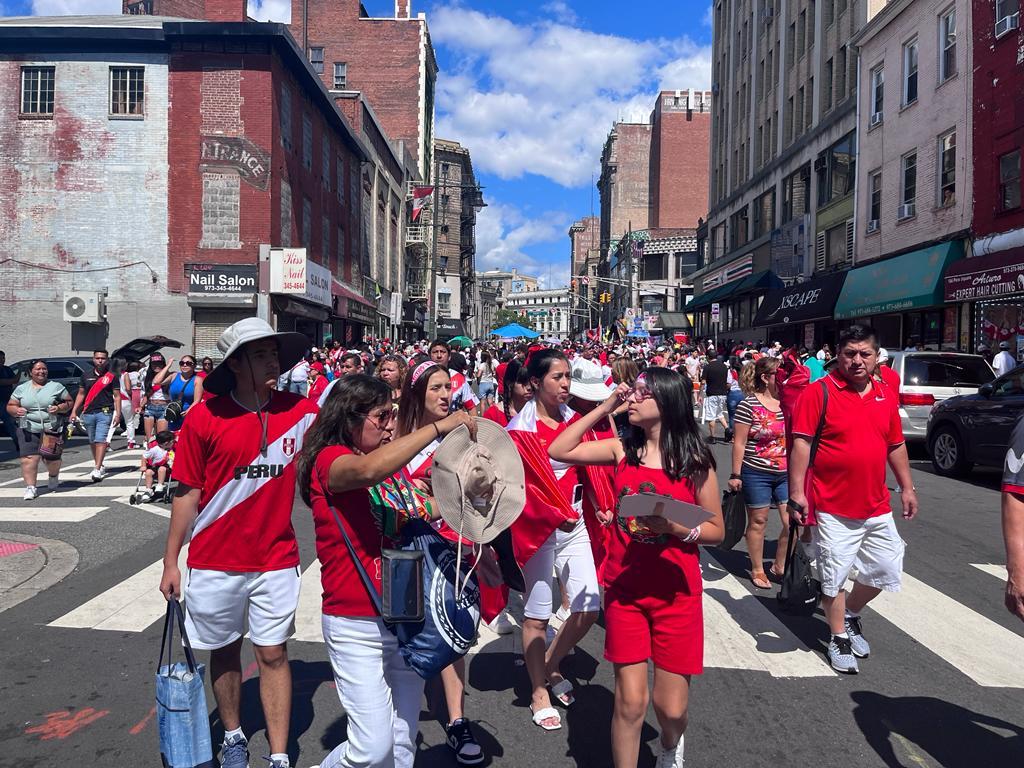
(347, 297, 377, 324)
(186, 263, 257, 294)
(269, 248, 331, 307)
(199, 136, 271, 190)
(944, 250, 1024, 302)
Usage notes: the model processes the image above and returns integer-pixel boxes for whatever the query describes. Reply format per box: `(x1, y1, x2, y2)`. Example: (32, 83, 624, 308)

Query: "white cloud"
(475, 202, 571, 287)
(31, 0, 119, 13)
(703, 4, 713, 27)
(431, 5, 712, 188)
(541, 1, 577, 26)
(247, 0, 289, 22)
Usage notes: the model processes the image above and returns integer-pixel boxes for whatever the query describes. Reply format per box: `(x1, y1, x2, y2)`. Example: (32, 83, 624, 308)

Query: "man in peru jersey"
(159, 318, 318, 768)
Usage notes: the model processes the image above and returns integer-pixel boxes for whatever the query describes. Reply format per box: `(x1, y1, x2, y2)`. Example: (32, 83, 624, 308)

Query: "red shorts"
(604, 589, 703, 675)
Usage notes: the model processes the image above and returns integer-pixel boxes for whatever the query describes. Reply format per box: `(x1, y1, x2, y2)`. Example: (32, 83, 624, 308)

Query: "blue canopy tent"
(489, 323, 540, 339)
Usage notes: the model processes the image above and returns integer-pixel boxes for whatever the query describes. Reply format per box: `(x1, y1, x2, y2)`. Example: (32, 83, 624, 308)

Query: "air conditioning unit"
(63, 291, 105, 323)
(870, 111, 883, 127)
(995, 12, 1019, 37)
(866, 219, 879, 233)
(898, 203, 916, 220)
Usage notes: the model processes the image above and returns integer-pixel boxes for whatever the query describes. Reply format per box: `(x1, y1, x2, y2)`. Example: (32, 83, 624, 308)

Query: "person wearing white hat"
(994, 340, 1018, 377)
(159, 317, 318, 768)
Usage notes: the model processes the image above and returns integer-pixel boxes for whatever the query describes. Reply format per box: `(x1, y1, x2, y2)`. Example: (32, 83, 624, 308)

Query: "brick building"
(649, 89, 713, 229)
(597, 122, 651, 260)
(568, 216, 600, 336)
(0, 14, 373, 359)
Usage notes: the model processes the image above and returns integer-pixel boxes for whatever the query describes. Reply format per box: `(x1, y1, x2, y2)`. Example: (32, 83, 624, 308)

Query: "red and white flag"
(411, 186, 434, 222)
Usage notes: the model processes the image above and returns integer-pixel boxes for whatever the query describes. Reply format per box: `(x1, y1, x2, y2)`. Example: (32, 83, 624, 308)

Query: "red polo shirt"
(792, 372, 904, 520)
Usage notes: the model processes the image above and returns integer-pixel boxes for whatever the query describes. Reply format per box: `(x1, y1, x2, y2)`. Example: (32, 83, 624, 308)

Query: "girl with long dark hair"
(481, 361, 532, 427)
(140, 353, 172, 444)
(297, 375, 474, 768)
(549, 367, 725, 768)
(166, 354, 204, 429)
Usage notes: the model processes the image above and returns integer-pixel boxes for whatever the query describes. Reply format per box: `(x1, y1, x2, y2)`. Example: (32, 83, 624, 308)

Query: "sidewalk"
(0, 533, 78, 614)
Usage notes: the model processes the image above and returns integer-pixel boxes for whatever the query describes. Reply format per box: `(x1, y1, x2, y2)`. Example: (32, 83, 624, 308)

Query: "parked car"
(927, 364, 1024, 476)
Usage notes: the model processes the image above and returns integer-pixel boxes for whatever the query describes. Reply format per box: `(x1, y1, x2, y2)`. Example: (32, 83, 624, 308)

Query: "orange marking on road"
(129, 705, 156, 735)
(25, 708, 110, 740)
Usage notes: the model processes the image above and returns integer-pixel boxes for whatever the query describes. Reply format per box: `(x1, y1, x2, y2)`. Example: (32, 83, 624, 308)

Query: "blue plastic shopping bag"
(155, 600, 216, 768)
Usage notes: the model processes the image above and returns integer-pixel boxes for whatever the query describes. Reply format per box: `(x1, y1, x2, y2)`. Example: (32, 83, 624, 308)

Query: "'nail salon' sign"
(270, 248, 332, 307)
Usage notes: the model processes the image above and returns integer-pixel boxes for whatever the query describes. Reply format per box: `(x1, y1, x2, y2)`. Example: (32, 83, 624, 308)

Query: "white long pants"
(318, 614, 425, 768)
(120, 402, 137, 444)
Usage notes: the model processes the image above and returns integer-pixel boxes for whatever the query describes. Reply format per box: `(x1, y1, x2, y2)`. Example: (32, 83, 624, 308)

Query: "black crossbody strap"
(808, 379, 830, 468)
(329, 504, 383, 616)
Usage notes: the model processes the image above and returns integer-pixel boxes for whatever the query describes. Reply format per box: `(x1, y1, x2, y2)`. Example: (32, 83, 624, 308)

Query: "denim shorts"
(145, 403, 167, 420)
(478, 381, 495, 399)
(740, 466, 789, 508)
(82, 410, 113, 445)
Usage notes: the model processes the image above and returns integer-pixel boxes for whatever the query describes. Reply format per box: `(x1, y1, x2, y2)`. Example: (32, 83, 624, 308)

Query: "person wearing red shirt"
(788, 324, 918, 675)
(549, 368, 724, 768)
(296, 375, 474, 768)
(308, 364, 329, 401)
(1002, 414, 1024, 622)
(159, 319, 318, 768)
(482, 360, 532, 427)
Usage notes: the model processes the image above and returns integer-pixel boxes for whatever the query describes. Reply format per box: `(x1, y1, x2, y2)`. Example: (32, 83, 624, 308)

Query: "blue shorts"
(145, 403, 167, 420)
(478, 381, 495, 399)
(740, 466, 788, 509)
(82, 410, 113, 445)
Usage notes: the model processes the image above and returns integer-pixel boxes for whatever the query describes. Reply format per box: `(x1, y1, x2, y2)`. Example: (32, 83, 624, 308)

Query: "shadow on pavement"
(851, 691, 1024, 767)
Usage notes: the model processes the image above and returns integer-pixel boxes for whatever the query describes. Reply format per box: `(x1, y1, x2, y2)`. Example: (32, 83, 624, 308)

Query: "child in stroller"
(132, 430, 175, 504)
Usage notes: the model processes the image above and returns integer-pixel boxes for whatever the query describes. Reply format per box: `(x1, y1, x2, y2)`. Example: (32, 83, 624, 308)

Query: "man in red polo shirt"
(788, 324, 918, 675)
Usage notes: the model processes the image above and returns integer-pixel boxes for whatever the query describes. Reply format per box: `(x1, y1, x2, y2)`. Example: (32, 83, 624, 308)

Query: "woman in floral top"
(729, 356, 790, 589)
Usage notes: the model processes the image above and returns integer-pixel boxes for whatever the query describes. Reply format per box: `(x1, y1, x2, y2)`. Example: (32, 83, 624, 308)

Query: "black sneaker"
(827, 635, 859, 674)
(446, 718, 484, 766)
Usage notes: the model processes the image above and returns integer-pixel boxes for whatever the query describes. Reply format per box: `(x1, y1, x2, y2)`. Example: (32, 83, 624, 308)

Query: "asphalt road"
(1, 437, 1022, 768)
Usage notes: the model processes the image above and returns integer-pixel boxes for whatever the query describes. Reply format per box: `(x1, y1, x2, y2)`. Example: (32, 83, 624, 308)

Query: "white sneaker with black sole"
(845, 614, 870, 658)
(90, 467, 106, 482)
(23, 486, 38, 501)
(827, 635, 859, 674)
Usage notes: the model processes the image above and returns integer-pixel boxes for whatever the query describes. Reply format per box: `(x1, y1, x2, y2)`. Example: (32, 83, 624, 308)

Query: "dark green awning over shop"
(685, 282, 731, 310)
(732, 269, 785, 294)
(834, 241, 964, 320)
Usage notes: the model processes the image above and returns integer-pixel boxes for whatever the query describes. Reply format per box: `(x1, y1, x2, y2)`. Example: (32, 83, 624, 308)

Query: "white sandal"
(530, 705, 562, 731)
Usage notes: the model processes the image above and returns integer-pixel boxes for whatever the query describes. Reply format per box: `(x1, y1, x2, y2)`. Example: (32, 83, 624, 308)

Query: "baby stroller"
(129, 447, 176, 505)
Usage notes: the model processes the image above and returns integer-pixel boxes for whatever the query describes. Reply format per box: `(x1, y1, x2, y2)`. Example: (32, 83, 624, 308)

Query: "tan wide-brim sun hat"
(203, 317, 309, 395)
(431, 420, 526, 544)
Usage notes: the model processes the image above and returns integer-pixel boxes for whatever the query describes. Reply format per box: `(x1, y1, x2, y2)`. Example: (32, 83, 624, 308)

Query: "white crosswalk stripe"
(0, 506, 108, 522)
(971, 563, 1008, 581)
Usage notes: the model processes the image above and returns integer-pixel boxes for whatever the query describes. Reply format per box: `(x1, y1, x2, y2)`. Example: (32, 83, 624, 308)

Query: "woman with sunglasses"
(141, 353, 173, 444)
(394, 357, 485, 766)
(166, 355, 204, 429)
(296, 375, 474, 768)
(549, 368, 725, 768)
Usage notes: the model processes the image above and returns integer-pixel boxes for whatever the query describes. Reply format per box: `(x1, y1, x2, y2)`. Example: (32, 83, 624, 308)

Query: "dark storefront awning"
(685, 282, 734, 310)
(436, 318, 467, 338)
(835, 241, 964, 320)
(944, 246, 1024, 302)
(686, 270, 783, 311)
(658, 311, 692, 330)
(754, 270, 849, 326)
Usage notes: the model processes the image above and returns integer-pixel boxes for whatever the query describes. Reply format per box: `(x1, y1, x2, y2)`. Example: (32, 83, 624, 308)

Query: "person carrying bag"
(155, 600, 215, 768)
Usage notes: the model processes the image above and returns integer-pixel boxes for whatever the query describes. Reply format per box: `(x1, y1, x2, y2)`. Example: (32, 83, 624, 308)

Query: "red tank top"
(606, 460, 702, 597)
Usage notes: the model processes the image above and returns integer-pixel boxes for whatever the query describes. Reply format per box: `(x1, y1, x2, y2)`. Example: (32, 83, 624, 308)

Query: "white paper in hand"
(617, 492, 714, 528)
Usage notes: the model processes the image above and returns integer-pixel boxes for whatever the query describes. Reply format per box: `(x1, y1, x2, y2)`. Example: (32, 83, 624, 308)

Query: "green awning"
(685, 282, 731, 310)
(731, 269, 785, 295)
(834, 241, 964, 320)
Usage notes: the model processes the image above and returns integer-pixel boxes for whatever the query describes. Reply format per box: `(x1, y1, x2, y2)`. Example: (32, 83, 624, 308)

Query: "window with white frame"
(110, 66, 144, 116)
(870, 66, 884, 119)
(1001, 149, 1021, 211)
(869, 171, 882, 226)
(333, 62, 348, 90)
(938, 130, 956, 206)
(900, 151, 917, 212)
(939, 8, 956, 82)
(996, 0, 1019, 33)
(20, 66, 54, 116)
(902, 38, 918, 105)
(308, 47, 324, 74)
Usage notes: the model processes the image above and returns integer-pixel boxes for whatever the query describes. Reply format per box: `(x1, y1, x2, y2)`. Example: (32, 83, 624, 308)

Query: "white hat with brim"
(203, 317, 309, 395)
(431, 421, 526, 544)
(569, 366, 614, 402)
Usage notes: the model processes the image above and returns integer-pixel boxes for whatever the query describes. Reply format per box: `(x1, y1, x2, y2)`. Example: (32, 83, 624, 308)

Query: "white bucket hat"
(569, 366, 614, 402)
(430, 420, 525, 544)
(203, 317, 308, 395)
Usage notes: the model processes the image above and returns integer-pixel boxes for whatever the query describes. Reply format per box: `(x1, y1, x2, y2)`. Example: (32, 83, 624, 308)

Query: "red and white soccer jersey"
(174, 391, 319, 572)
(449, 370, 478, 411)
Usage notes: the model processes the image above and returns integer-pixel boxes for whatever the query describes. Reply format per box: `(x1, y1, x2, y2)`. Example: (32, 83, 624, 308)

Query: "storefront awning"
(658, 311, 692, 330)
(835, 241, 965, 320)
(436, 318, 467, 338)
(944, 246, 1024, 302)
(332, 280, 376, 309)
(685, 282, 733, 310)
(731, 269, 785, 295)
(754, 270, 849, 326)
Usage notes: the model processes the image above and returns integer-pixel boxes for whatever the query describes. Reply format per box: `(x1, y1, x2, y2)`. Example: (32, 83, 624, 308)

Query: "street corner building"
(0, 2, 423, 360)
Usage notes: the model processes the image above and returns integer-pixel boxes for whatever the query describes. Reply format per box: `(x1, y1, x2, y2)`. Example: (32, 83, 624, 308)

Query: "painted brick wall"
(650, 100, 711, 229)
(0, 52, 180, 356)
(609, 123, 651, 242)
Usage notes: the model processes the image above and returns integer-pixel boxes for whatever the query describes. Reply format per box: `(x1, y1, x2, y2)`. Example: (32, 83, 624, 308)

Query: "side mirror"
(979, 383, 994, 397)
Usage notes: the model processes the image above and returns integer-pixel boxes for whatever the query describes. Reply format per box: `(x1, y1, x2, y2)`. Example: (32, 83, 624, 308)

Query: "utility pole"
(427, 154, 440, 340)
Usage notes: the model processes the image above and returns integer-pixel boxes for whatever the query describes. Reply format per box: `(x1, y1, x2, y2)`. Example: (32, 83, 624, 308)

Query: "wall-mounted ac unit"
(995, 12, 1019, 38)
(63, 291, 106, 323)
(870, 111, 883, 127)
(866, 219, 880, 233)
(898, 203, 916, 220)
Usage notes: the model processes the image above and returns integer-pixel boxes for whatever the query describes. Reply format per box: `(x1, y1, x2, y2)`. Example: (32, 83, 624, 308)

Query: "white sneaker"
(656, 735, 685, 767)
(487, 612, 515, 635)
(47, 476, 60, 490)
(23, 486, 38, 500)
(90, 467, 107, 482)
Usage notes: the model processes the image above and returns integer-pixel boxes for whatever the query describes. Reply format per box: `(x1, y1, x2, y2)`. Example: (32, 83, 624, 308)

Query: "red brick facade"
(649, 91, 711, 230)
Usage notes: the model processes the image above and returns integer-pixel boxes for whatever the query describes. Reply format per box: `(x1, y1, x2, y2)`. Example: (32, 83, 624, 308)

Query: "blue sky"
(2, 0, 714, 288)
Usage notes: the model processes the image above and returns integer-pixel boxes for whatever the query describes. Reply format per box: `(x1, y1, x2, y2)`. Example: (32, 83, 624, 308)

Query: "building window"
(902, 38, 919, 106)
(730, 207, 750, 249)
(302, 197, 312, 247)
(938, 130, 956, 206)
(816, 132, 855, 206)
(1000, 149, 1022, 211)
(869, 171, 882, 227)
(939, 9, 956, 82)
(308, 47, 324, 74)
(823, 58, 834, 112)
(869, 66, 884, 120)
(110, 66, 144, 116)
(836, 46, 847, 101)
(333, 62, 348, 89)
(782, 167, 808, 222)
(302, 114, 313, 170)
(20, 66, 54, 116)
(996, 0, 1019, 35)
(322, 142, 331, 191)
(753, 189, 776, 238)
(280, 85, 292, 150)
(900, 151, 918, 215)
(438, 293, 451, 318)
(337, 158, 345, 203)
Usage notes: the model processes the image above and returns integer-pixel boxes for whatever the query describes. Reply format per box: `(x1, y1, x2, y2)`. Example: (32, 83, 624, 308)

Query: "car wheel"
(930, 425, 972, 477)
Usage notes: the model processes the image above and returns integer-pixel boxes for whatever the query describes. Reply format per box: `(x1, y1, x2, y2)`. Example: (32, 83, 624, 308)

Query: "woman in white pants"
(296, 374, 475, 768)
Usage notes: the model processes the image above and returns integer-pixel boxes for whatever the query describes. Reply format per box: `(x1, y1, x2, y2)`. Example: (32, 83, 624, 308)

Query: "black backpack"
(777, 521, 821, 615)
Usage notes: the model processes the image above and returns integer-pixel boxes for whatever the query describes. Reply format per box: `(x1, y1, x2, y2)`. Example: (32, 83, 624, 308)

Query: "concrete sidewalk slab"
(0, 532, 78, 614)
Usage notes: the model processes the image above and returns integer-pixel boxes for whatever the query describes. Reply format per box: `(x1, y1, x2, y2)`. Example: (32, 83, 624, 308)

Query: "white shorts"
(813, 512, 906, 598)
(521, 519, 600, 620)
(702, 394, 727, 422)
(184, 566, 301, 650)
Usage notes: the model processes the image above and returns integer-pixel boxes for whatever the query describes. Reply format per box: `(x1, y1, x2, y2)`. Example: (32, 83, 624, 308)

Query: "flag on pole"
(411, 186, 434, 222)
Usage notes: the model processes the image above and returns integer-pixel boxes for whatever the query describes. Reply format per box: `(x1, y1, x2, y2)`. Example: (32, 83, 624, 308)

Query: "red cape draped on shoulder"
(777, 348, 810, 448)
